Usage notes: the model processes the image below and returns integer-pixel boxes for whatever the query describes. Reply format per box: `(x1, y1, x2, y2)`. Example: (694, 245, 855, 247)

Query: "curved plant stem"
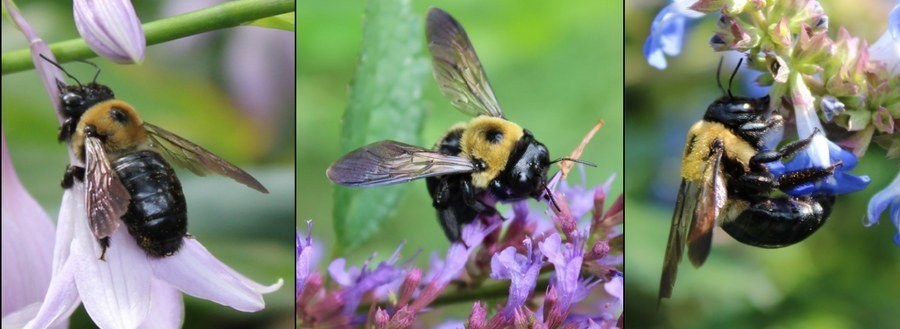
(1, 0, 293, 74)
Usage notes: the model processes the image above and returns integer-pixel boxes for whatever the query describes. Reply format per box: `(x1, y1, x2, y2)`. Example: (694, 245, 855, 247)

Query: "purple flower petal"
(22, 258, 80, 329)
(139, 279, 183, 329)
(2, 132, 57, 321)
(643, 0, 704, 69)
(865, 173, 900, 245)
(151, 239, 283, 312)
(297, 221, 314, 297)
(490, 239, 543, 313)
(73, 0, 146, 64)
(72, 218, 152, 328)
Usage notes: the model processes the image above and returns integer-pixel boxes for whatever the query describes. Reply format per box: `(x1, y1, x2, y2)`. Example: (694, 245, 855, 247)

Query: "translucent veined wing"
(84, 136, 129, 240)
(659, 139, 726, 303)
(327, 140, 476, 187)
(687, 139, 726, 267)
(426, 7, 504, 118)
(143, 122, 268, 193)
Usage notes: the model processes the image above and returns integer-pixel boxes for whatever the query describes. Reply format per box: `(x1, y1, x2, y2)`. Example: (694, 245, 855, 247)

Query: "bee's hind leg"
(61, 165, 85, 189)
(97, 237, 110, 261)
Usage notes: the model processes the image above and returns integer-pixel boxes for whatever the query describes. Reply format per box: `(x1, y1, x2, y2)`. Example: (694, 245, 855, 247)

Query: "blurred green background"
(298, 0, 623, 321)
(2, 1, 295, 328)
(625, 1, 899, 328)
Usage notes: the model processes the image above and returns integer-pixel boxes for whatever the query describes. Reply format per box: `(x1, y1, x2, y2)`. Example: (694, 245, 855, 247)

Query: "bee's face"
(60, 83, 115, 117)
(490, 131, 550, 199)
(703, 95, 773, 129)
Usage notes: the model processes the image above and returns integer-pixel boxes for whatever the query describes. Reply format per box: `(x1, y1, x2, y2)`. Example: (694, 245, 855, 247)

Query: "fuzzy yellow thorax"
(73, 100, 148, 161)
(460, 116, 524, 188)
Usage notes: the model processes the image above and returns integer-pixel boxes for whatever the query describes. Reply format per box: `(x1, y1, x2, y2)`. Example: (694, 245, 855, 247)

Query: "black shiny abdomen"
(113, 150, 187, 257)
(722, 194, 834, 248)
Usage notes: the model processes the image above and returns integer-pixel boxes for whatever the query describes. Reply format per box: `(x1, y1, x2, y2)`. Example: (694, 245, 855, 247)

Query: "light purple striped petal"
(74, 0, 146, 64)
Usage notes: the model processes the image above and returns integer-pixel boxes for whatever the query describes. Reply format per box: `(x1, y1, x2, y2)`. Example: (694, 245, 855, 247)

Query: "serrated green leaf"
(248, 12, 294, 31)
(333, 0, 429, 251)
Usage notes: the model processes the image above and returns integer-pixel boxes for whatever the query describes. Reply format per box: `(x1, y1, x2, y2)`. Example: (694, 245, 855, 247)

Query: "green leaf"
(333, 0, 428, 251)
(248, 12, 294, 31)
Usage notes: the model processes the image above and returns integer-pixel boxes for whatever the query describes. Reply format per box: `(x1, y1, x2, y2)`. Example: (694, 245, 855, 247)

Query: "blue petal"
(774, 137, 870, 196)
(643, 4, 688, 70)
(889, 4, 899, 41)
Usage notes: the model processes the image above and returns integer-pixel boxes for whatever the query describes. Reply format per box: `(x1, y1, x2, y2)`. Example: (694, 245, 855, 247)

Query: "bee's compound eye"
(485, 130, 503, 144)
(109, 108, 128, 123)
(62, 93, 83, 106)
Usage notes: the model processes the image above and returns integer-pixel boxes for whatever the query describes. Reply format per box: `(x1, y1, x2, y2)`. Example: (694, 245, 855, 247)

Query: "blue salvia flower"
(865, 174, 900, 245)
(868, 3, 899, 74)
(643, 0, 705, 69)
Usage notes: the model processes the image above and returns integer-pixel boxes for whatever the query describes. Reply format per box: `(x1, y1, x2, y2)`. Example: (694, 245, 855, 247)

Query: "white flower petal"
(73, 209, 152, 329)
(150, 239, 282, 312)
(23, 258, 81, 329)
(137, 279, 183, 329)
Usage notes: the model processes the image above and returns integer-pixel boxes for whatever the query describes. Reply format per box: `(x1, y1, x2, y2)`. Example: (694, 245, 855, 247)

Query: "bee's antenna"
(39, 54, 82, 88)
(716, 57, 726, 97)
(75, 59, 101, 84)
(550, 157, 597, 167)
(728, 57, 744, 99)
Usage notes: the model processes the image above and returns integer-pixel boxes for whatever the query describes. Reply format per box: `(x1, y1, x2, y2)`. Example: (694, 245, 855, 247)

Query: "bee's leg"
(429, 177, 452, 209)
(721, 194, 834, 248)
(777, 161, 842, 190)
(748, 133, 816, 171)
(58, 118, 75, 142)
(98, 237, 110, 261)
(61, 165, 85, 189)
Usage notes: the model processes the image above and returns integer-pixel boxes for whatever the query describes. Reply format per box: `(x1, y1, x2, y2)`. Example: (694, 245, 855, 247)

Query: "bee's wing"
(426, 8, 504, 118)
(659, 139, 726, 302)
(687, 140, 726, 267)
(327, 140, 476, 187)
(143, 122, 268, 193)
(84, 136, 128, 239)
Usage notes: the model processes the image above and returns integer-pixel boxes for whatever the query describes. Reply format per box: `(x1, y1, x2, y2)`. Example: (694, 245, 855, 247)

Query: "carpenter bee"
(46, 56, 268, 259)
(658, 59, 841, 302)
(327, 8, 580, 241)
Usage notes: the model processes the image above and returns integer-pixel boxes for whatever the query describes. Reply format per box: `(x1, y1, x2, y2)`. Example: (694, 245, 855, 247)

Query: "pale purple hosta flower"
(643, 0, 705, 69)
(74, 0, 146, 64)
(864, 173, 900, 245)
(868, 4, 900, 74)
(1, 131, 62, 329)
(489, 238, 543, 322)
(4, 2, 282, 328)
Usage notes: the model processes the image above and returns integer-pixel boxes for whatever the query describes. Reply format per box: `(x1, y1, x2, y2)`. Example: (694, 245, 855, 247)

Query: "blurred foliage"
(332, 0, 429, 251)
(625, 0, 899, 328)
(1, 1, 295, 328)
(298, 0, 624, 320)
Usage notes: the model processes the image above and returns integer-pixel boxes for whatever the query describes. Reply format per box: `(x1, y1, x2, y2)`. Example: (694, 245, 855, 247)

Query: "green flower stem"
(1, 0, 293, 74)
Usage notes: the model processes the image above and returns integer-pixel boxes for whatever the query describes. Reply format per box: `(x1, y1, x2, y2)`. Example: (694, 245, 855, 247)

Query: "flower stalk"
(1, 0, 294, 74)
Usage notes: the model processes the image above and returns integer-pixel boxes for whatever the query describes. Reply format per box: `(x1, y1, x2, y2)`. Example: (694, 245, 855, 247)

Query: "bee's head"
(491, 130, 550, 198)
(60, 83, 115, 118)
(703, 94, 772, 128)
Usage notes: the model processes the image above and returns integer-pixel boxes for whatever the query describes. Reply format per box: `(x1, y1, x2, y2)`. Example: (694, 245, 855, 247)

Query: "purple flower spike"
(297, 221, 314, 298)
(865, 173, 900, 245)
(328, 244, 408, 315)
(74, 0, 146, 64)
(490, 239, 543, 316)
(643, 0, 705, 69)
(1, 131, 61, 328)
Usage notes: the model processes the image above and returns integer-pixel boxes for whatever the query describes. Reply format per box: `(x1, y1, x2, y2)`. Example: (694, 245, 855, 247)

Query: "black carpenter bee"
(658, 59, 841, 302)
(327, 8, 582, 241)
(45, 56, 268, 259)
